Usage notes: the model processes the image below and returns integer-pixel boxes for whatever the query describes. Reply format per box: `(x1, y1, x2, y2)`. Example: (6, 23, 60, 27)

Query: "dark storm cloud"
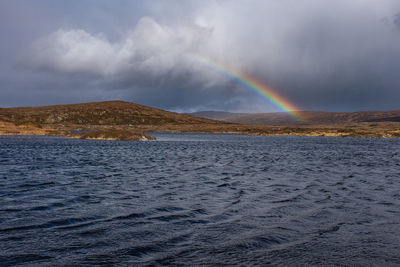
(394, 13, 400, 31)
(1, 0, 400, 111)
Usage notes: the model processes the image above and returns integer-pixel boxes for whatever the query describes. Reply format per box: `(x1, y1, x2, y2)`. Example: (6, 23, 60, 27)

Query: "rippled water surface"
(1, 133, 400, 266)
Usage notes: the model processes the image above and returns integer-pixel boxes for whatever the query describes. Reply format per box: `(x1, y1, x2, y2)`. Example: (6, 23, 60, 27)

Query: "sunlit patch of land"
(1, 101, 400, 140)
(0, 121, 59, 136)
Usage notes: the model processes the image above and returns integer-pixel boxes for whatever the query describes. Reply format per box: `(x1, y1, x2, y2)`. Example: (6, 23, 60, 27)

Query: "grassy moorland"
(1, 101, 400, 140)
(190, 110, 400, 126)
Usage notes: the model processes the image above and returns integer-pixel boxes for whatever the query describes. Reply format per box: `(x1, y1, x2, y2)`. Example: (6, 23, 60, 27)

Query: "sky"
(1, 0, 400, 112)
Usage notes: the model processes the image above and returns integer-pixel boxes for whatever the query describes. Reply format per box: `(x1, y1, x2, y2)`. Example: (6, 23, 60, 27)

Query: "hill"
(188, 111, 248, 120)
(1, 101, 400, 139)
(190, 110, 400, 126)
(0, 101, 222, 126)
(0, 101, 229, 140)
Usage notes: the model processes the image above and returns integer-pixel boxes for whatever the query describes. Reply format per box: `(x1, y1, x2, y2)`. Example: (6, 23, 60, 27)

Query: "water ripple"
(1, 134, 400, 266)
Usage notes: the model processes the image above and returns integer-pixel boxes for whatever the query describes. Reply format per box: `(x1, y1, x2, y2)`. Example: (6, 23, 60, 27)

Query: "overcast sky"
(1, 0, 400, 112)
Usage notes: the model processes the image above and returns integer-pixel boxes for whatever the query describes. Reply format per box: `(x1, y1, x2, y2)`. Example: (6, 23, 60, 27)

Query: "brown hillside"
(195, 110, 400, 126)
(0, 101, 223, 126)
(1, 101, 400, 139)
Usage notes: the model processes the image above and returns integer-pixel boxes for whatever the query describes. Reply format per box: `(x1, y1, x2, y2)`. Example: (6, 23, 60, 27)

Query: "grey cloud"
(2, 0, 400, 111)
(394, 13, 400, 31)
(30, 17, 224, 87)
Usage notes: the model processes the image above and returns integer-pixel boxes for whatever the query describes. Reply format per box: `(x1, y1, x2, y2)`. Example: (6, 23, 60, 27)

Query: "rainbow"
(198, 59, 302, 120)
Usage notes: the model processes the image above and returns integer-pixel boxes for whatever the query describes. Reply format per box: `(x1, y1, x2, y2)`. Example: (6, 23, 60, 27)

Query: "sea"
(1, 133, 400, 266)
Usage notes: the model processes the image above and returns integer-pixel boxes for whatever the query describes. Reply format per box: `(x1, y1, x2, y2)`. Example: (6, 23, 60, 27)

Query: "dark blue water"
(1, 133, 400, 266)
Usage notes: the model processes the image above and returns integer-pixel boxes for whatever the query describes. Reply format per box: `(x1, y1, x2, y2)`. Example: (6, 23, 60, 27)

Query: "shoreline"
(1, 101, 399, 140)
(1, 121, 400, 140)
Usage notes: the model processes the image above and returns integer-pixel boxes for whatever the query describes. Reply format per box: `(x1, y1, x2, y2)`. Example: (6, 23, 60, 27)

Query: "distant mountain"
(189, 110, 400, 126)
(188, 111, 248, 120)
